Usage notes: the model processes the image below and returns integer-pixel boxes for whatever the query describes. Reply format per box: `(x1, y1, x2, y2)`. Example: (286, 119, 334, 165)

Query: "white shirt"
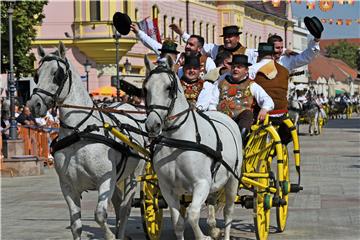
(182, 32, 258, 65)
(196, 78, 274, 112)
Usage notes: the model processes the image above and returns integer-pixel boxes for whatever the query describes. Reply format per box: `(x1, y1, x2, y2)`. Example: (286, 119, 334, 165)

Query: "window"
(245, 33, 248, 47)
(152, 5, 159, 19)
(179, 18, 183, 45)
(254, 35, 257, 49)
(90, 0, 100, 21)
(250, 34, 253, 48)
(192, 20, 196, 35)
(123, 0, 128, 15)
(212, 25, 215, 43)
(135, 8, 139, 21)
(163, 15, 167, 38)
(199, 22, 203, 36)
(171, 17, 175, 40)
(206, 23, 209, 42)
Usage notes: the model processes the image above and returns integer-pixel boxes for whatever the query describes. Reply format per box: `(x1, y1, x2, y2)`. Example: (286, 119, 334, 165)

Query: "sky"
(291, 1, 360, 39)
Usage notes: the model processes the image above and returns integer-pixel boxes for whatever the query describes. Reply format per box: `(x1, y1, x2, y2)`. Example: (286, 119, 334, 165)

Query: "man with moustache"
(171, 24, 258, 65)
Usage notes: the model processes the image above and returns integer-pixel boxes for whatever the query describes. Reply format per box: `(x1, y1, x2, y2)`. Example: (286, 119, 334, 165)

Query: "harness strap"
(153, 136, 240, 179)
(191, 109, 201, 144)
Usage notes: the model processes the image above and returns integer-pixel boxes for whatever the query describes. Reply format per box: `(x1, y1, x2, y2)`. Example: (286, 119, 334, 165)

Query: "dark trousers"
(234, 110, 254, 132)
(269, 116, 293, 145)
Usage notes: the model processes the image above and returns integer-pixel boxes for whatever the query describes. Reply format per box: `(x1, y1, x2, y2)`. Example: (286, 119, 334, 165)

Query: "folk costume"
(181, 26, 258, 65)
(201, 55, 274, 131)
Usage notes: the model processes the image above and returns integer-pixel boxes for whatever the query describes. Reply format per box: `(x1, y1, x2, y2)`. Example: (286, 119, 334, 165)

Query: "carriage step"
(158, 197, 168, 209)
(237, 195, 254, 209)
(290, 184, 303, 193)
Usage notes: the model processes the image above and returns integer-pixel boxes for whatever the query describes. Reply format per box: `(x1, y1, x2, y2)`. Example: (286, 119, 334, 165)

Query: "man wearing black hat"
(202, 54, 273, 134)
(171, 25, 258, 65)
(180, 54, 212, 106)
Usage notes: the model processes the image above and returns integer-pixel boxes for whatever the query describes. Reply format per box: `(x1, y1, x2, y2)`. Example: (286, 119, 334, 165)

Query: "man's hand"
(257, 108, 268, 121)
(130, 23, 139, 34)
(169, 24, 184, 36)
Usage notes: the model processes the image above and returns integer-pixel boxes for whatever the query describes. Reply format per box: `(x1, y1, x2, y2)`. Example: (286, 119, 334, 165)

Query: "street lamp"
(124, 58, 132, 75)
(112, 24, 121, 102)
(83, 59, 91, 92)
(7, 2, 17, 140)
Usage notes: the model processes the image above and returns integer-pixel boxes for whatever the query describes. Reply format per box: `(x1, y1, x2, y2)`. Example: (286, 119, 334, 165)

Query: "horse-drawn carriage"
(28, 43, 302, 240)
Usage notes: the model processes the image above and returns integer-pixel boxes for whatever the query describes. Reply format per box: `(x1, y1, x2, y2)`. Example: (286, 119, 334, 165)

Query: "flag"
(321, 18, 327, 24)
(336, 19, 343, 25)
(347, 0, 354, 5)
(319, 0, 334, 12)
(345, 19, 352, 26)
(138, 17, 161, 43)
(272, 0, 281, 7)
(306, 0, 316, 9)
(329, 18, 334, 24)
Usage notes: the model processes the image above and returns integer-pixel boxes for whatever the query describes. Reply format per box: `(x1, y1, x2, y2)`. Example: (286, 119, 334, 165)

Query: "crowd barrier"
(17, 124, 59, 167)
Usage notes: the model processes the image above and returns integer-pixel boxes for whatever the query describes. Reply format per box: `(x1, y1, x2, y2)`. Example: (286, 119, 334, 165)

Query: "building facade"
(30, 0, 294, 96)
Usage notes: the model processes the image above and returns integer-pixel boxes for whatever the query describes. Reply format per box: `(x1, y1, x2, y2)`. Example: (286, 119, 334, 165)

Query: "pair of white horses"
(28, 43, 242, 240)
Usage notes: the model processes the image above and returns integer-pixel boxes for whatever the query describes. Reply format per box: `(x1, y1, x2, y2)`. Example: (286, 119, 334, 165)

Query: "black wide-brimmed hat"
(220, 25, 242, 37)
(257, 42, 275, 55)
(229, 54, 252, 67)
(113, 12, 132, 35)
(183, 54, 201, 68)
(158, 39, 180, 54)
(304, 16, 324, 39)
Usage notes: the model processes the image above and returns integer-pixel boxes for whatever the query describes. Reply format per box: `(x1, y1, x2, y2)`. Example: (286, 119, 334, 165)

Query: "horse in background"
(302, 86, 320, 136)
(27, 42, 146, 240)
(288, 88, 302, 131)
(329, 95, 349, 119)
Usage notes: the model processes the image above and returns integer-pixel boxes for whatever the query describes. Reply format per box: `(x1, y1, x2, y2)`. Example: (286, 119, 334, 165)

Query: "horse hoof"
(209, 227, 221, 239)
(310, 133, 313, 136)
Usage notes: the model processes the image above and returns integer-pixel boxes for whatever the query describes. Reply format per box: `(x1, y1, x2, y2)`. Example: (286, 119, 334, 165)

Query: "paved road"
(1, 118, 359, 240)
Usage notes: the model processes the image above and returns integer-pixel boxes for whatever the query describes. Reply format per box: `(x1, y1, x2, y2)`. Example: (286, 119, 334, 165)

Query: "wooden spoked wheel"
(140, 163, 163, 240)
(254, 160, 271, 240)
(276, 145, 290, 232)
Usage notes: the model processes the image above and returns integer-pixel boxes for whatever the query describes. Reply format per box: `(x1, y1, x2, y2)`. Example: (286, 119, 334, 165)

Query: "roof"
(245, 1, 288, 20)
(308, 55, 357, 82)
(320, 38, 360, 49)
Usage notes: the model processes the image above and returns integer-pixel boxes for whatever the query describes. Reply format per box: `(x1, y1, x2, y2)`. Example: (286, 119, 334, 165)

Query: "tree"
(1, 1, 47, 78)
(325, 40, 359, 70)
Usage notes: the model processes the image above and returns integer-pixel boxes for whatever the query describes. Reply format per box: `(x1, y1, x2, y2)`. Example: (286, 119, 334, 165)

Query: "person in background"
(16, 106, 37, 126)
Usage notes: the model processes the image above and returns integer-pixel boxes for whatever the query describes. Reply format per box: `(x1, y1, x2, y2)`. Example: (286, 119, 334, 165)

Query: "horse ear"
(144, 54, 155, 72)
(37, 46, 45, 58)
(58, 41, 66, 59)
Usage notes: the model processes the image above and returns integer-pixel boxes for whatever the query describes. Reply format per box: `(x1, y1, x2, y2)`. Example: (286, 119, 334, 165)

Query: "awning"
(91, 86, 125, 97)
(335, 89, 345, 94)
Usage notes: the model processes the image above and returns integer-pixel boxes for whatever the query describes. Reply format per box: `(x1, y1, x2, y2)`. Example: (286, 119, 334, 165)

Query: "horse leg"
(314, 113, 319, 135)
(223, 176, 238, 240)
(308, 116, 313, 136)
(113, 173, 139, 240)
(95, 178, 116, 240)
(60, 183, 82, 240)
(187, 180, 211, 240)
(160, 183, 185, 240)
(207, 193, 221, 239)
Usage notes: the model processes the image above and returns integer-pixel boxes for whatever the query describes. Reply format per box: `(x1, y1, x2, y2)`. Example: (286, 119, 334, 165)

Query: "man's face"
(231, 64, 248, 81)
(273, 41, 284, 60)
(23, 107, 31, 116)
(223, 35, 240, 49)
(183, 66, 200, 81)
(185, 37, 200, 54)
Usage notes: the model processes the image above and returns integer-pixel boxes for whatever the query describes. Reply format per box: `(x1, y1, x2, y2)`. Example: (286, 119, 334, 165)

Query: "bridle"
(32, 55, 72, 109)
(144, 66, 179, 124)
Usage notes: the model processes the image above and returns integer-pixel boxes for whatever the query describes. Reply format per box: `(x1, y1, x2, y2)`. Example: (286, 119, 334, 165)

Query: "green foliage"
(1, 1, 47, 78)
(325, 41, 359, 70)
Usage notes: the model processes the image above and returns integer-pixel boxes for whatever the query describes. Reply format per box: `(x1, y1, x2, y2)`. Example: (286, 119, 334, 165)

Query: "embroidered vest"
(217, 44, 246, 59)
(180, 78, 205, 105)
(254, 61, 289, 110)
(199, 55, 208, 79)
(217, 78, 254, 119)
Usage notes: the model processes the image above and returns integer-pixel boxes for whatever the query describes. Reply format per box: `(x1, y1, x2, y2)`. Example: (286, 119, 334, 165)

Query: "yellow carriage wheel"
(254, 160, 271, 240)
(140, 164, 163, 240)
(276, 145, 290, 232)
(318, 116, 323, 134)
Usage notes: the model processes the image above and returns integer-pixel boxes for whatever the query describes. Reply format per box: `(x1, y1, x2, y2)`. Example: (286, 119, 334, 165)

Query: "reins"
(58, 103, 146, 115)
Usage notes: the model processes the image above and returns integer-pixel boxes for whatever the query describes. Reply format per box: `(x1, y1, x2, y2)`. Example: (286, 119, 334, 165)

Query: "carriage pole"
(113, 27, 121, 102)
(7, 2, 17, 140)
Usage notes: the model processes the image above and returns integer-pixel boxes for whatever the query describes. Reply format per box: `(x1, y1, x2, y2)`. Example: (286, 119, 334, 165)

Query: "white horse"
(303, 87, 320, 136)
(288, 89, 302, 130)
(143, 56, 242, 240)
(27, 42, 146, 240)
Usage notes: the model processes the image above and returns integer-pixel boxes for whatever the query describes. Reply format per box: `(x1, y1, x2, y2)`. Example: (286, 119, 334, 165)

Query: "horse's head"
(27, 42, 71, 117)
(143, 55, 179, 137)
